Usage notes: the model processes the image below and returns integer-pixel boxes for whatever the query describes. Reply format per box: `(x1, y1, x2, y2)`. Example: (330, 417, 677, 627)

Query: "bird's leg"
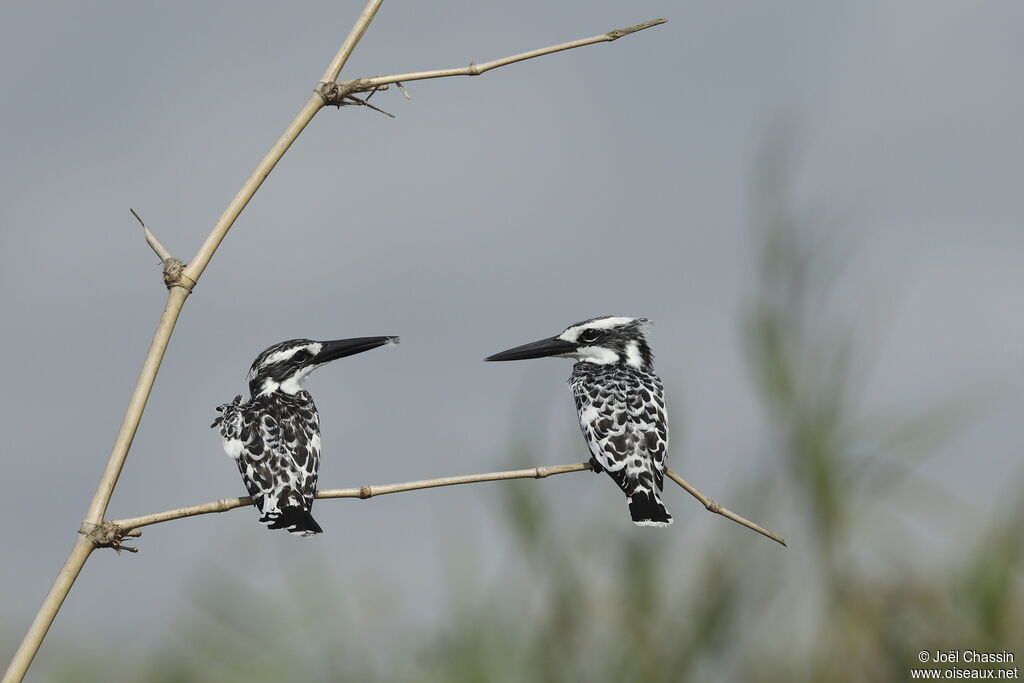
(588, 456, 604, 474)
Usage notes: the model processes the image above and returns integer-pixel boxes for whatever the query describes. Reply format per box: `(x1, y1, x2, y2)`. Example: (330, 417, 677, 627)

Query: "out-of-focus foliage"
(37, 152, 1022, 682)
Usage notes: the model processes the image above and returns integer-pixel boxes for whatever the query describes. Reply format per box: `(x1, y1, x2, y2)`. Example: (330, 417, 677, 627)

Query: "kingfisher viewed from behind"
(212, 336, 398, 536)
(487, 317, 672, 527)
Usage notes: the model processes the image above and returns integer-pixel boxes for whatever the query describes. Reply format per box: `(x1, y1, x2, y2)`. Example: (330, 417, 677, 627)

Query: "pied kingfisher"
(212, 336, 398, 536)
(487, 316, 672, 527)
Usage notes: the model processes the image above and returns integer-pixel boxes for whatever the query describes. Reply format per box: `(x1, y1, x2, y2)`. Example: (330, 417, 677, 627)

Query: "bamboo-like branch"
(183, 4, 382, 287)
(107, 462, 785, 547)
(319, 0, 384, 84)
(111, 463, 589, 531)
(2, 4, 384, 682)
(130, 208, 172, 263)
(5, 8, 670, 682)
(130, 209, 187, 287)
(327, 18, 667, 101)
(664, 468, 787, 546)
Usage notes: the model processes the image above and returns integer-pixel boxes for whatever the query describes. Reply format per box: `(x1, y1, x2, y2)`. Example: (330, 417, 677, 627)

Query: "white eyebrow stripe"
(577, 316, 637, 330)
(261, 342, 322, 367)
(559, 316, 638, 342)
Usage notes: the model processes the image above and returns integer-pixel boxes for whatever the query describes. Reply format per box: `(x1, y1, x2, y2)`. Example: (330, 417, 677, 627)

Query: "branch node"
(316, 80, 361, 106)
(359, 485, 374, 499)
(161, 258, 186, 286)
(129, 209, 193, 291)
(80, 521, 140, 554)
(317, 80, 397, 117)
(704, 498, 722, 514)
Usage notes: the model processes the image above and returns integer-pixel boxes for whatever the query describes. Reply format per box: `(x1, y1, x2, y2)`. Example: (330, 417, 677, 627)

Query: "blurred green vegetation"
(36, 151, 1023, 681)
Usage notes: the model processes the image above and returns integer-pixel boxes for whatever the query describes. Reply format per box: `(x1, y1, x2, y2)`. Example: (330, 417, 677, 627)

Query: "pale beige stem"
(319, 0, 384, 84)
(346, 18, 666, 91)
(108, 462, 786, 548)
(3, 3, 386, 681)
(112, 463, 591, 530)
(2, 539, 94, 683)
(6, 7, 675, 680)
(665, 468, 787, 547)
(185, 0, 382, 285)
(84, 287, 192, 525)
(130, 208, 172, 262)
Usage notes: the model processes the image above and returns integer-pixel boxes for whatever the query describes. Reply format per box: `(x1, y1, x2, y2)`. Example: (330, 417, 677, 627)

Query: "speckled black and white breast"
(212, 391, 322, 531)
(569, 362, 671, 524)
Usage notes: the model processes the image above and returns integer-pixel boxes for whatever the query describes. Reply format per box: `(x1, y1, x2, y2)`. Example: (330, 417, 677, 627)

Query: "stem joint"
(79, 521, 141, 554)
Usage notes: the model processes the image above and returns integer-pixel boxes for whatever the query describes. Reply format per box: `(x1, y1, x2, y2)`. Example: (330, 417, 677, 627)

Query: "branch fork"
(316, 80, 362, 106)
(130, 209, 194, 291)
(5, 8, 683, 682)
(322, 17, 668, 112)
(80, 521, 141, 554)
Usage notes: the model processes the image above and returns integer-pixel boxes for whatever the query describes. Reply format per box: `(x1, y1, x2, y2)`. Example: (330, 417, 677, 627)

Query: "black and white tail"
(627, 487, 673, 527)
(263, 506, 323, 537)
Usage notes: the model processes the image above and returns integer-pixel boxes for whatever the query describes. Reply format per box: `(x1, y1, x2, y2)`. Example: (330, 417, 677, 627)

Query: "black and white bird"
(487, 317, 672, 527)
(212, 336, 398, 536)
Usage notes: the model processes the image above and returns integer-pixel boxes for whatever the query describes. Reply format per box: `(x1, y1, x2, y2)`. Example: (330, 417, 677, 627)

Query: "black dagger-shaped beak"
(485, 335, 578, 362)
(316, 336, 399, 363)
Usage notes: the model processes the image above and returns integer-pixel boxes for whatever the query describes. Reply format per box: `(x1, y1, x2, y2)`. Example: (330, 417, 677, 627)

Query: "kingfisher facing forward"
(487, 317, 671, 527)
(212, 336, 398, 536)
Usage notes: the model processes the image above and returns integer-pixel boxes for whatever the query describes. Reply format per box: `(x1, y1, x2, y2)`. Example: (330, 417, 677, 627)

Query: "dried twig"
(5, 8, 670, 682)
(2, 4, 384, 681)
(338, 18, 667, 96)
(130, 209, 189, 288)
(341, 94, 396, 118)
(129, 208, 172, 263)
(664, 468, 786, 546)
(109, 462, 785, 547)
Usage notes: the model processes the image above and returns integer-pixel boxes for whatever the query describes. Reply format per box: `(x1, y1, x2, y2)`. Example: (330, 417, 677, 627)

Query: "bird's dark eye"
(293, 350, 310, 362)
(579, 329, 600, 344)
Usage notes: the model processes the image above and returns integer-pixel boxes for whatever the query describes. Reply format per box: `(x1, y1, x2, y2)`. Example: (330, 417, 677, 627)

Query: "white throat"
(624, 342, 642, 368)
(573, 346, 619, 365)
(260, 365, 318, 396)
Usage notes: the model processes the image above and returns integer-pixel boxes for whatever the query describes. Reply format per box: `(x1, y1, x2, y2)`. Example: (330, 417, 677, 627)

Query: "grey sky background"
(2, 1, 1023, 678)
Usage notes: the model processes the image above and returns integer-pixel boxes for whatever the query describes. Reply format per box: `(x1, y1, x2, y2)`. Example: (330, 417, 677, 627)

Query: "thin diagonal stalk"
(664, 468, 787, 546)
(130, 208, 172, 262)
(2, 4, 383, 682)
(108, 462, 786, 547)
(346, 18, 666, 91)
(6, 8, 671, 681)
(83, 287, 192, 526)
(319, 0, 384, 84)
(0, 538, 94, 682)
(111, 463, 590, 530)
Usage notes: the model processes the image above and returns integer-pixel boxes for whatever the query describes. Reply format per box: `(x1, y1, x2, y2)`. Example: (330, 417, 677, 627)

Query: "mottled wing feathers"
(213, 392, 323, 536)
(628, 377, 668, 492)
(569, 365, 672, 527)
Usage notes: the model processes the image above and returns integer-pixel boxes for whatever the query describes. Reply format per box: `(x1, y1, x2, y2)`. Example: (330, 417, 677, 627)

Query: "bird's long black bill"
(485, 336, 577, 361)
(317, 336, 399, 362)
